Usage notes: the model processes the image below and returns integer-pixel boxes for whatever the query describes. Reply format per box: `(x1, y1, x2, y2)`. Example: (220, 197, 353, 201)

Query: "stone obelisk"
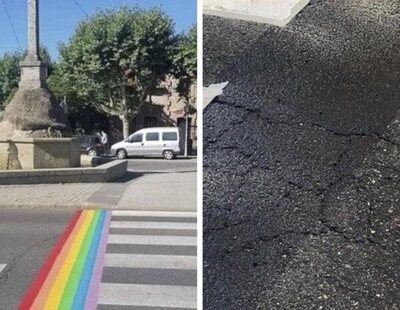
(0, 0, 70, 138)
(19, 0, 47, 89)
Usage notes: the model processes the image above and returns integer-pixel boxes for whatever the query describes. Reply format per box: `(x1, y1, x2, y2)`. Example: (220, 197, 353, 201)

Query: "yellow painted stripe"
(43, 210, 96, 310)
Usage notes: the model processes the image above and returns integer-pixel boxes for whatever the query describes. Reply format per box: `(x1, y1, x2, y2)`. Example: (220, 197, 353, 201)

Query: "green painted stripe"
(58, 211, 100, 309)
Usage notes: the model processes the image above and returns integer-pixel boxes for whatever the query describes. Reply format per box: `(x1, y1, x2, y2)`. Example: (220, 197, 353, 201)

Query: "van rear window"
(162, 132, 178, 141)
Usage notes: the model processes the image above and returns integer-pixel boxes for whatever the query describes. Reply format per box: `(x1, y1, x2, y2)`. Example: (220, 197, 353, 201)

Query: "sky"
(0, 0, 197, 59)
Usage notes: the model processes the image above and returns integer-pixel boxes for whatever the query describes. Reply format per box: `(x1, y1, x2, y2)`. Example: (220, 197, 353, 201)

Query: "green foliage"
(55, 7, 175, 136)
(0, 7, 196, 138)
(37, 46, 54, 75)
(0, 52, 21, 110)
(173, 25, 197, 99)
(0, 47, 53, 110)
(174, 25, 197, 79)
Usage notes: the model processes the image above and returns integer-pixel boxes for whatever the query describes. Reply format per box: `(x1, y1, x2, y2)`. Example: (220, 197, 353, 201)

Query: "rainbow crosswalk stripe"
(19, 210, 111, 310)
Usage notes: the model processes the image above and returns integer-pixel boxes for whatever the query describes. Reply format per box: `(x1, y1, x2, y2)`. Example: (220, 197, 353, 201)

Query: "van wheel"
(163, 150, 174, 160)
(117, 149, 127, 159)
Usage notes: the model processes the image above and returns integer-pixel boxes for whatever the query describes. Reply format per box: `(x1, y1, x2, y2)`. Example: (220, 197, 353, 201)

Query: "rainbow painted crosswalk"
(19, 210, 111, 310)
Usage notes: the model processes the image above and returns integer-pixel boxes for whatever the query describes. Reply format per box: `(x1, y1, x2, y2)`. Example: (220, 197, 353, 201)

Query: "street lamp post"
(184, 102, 190, 158)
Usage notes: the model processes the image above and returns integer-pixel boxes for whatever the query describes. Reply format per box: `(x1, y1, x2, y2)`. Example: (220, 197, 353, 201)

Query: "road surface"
(204, 0, 400, 308)
(0, 158, 197, 309)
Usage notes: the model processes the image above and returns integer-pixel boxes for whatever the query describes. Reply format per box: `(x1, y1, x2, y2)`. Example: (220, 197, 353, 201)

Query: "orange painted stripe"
(29, 211, 89, 310)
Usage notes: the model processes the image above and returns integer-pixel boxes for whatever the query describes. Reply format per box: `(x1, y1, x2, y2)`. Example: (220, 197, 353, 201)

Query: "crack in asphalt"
(0, 237, 55, 284)
(211, 99, 400, 145)
(204, 0, 400, 306)
(206, 97, 393, 248)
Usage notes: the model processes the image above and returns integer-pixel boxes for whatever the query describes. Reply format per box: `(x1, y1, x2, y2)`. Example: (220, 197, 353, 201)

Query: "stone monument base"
(0, 138, 80, 170)
(0, 87, 70, 138)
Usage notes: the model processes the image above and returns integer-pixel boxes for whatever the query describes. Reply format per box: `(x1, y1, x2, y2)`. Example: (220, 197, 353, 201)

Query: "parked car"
(110, 127, 180, 160)
(79, 135, 103, 156)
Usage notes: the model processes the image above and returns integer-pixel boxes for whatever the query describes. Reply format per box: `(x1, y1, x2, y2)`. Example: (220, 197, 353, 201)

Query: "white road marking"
(0, 264, 6, 273)
(203, 81, 229, 108)
(98, 283, 196, 309)
(104, 253, 197, 270)
(108, 234, 197, 246)
(110, 221, 196, 230)
(204, 0, 310, 27)
(112, 210, 197, 218)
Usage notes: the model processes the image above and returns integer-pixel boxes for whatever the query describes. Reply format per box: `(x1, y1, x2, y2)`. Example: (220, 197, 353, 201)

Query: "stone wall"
(0, 138, 80, 170)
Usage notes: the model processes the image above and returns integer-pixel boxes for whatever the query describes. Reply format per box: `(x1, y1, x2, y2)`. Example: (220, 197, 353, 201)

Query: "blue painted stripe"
(72, 210, 106, 309)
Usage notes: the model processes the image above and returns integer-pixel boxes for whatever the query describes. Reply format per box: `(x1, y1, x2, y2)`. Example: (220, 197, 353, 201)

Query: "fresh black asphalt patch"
(203, 0, 400, 308)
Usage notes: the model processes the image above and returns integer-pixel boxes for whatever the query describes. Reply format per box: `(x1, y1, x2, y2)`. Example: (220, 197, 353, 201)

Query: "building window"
(144, 116, 158, 128)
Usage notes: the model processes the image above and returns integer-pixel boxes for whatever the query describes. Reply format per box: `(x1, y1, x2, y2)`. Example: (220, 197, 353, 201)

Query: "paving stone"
(0, 183, 103, 207)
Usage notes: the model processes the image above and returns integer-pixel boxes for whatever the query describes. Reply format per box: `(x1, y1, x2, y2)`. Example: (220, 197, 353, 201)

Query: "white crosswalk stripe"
(112, 210, 197, 218)
(98, 210, 197, 309)
(108, 234, 197, 246)
(0, 264, 6, 273)
(98, 283, 197, 308)
(104, 253, 197, 270)
(110, 221, 197, 230)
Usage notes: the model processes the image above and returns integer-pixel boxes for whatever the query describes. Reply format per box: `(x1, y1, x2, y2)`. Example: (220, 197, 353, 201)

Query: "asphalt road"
(204, 1, 400, 309)
(0, 158, 197, 309)
(0, 208, 73, 309)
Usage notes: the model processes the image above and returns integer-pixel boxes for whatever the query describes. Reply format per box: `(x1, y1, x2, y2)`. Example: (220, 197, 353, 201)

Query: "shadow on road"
(111, 171, 144, 183)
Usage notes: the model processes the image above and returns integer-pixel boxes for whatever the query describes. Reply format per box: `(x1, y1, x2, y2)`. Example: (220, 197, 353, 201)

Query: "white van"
(110, 127, 181, 160)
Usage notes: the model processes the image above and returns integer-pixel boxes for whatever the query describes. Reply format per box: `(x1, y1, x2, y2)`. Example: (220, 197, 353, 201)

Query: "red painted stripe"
(18, 210, 83, 310)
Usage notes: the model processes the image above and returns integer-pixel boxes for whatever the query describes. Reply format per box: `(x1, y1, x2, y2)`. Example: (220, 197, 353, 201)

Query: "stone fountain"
(0, 0, 80, 170)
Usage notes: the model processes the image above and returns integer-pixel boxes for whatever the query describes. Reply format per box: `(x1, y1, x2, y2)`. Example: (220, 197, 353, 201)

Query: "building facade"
(131, 77, 197, 154)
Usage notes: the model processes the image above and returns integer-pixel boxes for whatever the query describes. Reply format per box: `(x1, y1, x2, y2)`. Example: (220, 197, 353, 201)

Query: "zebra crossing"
(97, 210, 197, 309)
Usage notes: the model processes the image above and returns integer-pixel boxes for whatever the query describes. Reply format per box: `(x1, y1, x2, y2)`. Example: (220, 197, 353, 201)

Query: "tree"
(0, 52, 21, 110)
(0, 47, 53, 111)
(172, 25, 197, 157)
(48, 64, 109, 135)
(55, 7, 175, 138)
(173, 25, 197, 100)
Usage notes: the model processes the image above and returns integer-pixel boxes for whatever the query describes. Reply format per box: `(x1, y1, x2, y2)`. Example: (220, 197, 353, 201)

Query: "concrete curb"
(0, 160, 128, 185)
(0, 203, 112, 210)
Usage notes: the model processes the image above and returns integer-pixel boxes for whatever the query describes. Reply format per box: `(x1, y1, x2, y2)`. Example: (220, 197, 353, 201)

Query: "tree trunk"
(120, 87, 131, 140)
(120, 113, 130, 139)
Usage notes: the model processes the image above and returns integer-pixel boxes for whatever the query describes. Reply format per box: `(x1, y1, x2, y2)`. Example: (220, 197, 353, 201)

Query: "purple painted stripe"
(84, 211, 112, 309)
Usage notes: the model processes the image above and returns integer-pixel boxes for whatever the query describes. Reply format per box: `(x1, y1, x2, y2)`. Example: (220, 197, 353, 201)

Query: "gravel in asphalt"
(203, 0, 400, 308)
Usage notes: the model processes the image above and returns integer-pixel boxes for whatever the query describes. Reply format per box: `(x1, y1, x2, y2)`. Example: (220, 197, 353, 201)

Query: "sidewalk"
(0, 161, 197, 212)
(86, 170, 197, 212)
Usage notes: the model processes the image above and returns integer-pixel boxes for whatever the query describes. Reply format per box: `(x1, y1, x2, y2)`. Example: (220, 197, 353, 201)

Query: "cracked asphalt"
(0, 209, 73, 309)
(203, 0, 400, 309)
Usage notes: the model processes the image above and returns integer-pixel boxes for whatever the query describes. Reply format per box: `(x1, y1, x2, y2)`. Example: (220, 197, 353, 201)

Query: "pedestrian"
(101, 130, 109, 155)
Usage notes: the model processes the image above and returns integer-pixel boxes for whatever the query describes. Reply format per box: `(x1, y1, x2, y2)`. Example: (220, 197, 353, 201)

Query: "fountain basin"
(0, 160, 128, 185)
(0, 138, 80, 170)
